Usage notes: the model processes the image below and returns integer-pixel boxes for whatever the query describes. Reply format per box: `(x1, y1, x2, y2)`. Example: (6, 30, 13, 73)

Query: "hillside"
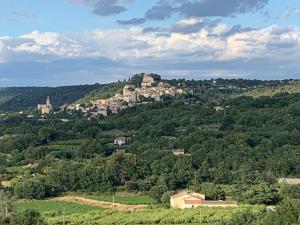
(1, 78, 300, 225)
(238, 80, 300, 98)
(77, 82, 125, 103)
(0, 85, 103, 112)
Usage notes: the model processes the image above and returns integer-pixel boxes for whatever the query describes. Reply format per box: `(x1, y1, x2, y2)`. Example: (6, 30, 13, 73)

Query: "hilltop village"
(63, 75, 185, 118)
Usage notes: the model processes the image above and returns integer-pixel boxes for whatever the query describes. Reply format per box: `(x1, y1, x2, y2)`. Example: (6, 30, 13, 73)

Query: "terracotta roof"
(184, 199, 202, 205)
(202, 200, 237, 206)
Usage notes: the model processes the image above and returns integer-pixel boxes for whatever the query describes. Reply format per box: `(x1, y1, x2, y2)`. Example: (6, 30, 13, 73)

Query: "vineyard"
(13, 199, 263, 225)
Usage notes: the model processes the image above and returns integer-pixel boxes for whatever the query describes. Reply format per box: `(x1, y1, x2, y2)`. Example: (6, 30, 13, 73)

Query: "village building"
(172, 149, 185, 156)
(114, 137, 126, 146)
(38, 96, 52, 114)
(170, 190, 237, 209)
(123, 85, 137, 103)
(141, 75, 155, 87)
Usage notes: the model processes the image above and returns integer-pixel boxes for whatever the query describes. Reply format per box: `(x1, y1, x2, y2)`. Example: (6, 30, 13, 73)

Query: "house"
(172, 149, 185, 156)
(170, 190, 237, 209)
(278, 178, 300, 185)
(114, 137, 126, 146)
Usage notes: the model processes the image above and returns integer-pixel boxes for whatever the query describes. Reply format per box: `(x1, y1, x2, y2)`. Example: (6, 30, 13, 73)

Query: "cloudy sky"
(0, 0, 300, 86)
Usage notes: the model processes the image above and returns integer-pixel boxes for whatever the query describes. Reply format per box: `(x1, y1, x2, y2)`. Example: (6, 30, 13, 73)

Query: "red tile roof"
(184, 199, 202, 205)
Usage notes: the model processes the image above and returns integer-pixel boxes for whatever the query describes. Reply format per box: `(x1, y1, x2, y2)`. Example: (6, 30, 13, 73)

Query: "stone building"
(38, 96, 52, 114)
(123, 85, 137, 102)
(141, 75, 155, 87)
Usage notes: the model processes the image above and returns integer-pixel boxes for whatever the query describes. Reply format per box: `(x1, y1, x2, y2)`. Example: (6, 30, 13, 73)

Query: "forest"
(0, 77, 299, 224)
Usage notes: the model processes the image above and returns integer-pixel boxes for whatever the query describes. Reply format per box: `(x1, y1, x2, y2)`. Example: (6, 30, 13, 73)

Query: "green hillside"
(77, 81, 125, 103)
(238, 81, 300, 98)
(0, 85, 102, 112)
(0, 88, 17, 104)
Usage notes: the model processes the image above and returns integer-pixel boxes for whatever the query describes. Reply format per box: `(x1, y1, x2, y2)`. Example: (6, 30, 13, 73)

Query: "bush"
(11, 209, 48, 225)
(160, 191, 175, 205)
(13, 179, 48, 199)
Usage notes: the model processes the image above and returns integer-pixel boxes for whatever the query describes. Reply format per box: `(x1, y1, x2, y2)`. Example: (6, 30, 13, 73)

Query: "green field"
(13, 200, 100, 215)
(86, 194, 157, 205)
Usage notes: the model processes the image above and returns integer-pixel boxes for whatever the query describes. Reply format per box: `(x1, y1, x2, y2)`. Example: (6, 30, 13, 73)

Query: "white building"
(114, 137, 126, 146)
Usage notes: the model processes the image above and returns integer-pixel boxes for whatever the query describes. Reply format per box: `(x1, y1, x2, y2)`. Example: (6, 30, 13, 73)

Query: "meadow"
(13, 200, 100, 215)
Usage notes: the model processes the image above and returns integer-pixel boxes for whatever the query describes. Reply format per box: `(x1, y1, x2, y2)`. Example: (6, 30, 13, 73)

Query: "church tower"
(46, 96, 52, 108)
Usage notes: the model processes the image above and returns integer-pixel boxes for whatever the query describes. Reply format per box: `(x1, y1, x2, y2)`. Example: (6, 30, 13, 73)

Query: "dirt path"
(50, 196, 148, 211)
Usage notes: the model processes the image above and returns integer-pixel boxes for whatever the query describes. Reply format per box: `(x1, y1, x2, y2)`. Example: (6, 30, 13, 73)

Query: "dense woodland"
(0, 77, 300, 224)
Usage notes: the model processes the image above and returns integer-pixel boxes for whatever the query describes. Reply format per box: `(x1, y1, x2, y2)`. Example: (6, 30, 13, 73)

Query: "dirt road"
(51, 196, 148, 211)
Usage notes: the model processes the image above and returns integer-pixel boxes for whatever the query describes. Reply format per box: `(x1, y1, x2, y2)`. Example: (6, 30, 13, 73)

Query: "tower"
(46, 96, 52, 109)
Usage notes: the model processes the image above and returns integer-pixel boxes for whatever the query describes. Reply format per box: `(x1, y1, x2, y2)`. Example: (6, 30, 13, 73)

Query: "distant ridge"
(238, 80, 300, 98)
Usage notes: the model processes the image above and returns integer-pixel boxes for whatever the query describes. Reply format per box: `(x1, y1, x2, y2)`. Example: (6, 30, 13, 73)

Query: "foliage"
(0, 191, 11, 224)
(10, 209, 48, 225)
(259, 198, 300, 225)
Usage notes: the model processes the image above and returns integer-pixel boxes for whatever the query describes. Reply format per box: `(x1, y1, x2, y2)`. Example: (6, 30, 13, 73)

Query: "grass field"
(86, 193, 157, 205)
(13, 200, 100, 215)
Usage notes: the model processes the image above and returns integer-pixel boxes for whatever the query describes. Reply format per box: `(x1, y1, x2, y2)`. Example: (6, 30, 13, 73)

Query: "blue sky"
(0, 0, 300, 86)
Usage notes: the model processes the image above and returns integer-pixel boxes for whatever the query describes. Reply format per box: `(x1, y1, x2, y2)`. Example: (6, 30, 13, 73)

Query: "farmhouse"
(170, 190, 237, 209)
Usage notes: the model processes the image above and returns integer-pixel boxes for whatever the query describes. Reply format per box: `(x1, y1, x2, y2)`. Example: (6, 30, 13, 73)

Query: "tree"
(279, 184, 300, 200)
(0, 191, 11, 224)
(124, 181, 139, 192)
(11, 209, 48, 225)
(259, 199, 300, 225)
(242, 183, 280, 205)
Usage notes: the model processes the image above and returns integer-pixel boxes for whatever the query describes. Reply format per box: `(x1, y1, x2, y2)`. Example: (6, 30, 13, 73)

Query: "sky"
(0, 0, 300, 86)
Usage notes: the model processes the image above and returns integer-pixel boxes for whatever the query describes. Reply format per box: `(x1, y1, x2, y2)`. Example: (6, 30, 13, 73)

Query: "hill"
(77, 82, 125, 103)
(238, 80, 300, 98)
(0, 84, 103, 112)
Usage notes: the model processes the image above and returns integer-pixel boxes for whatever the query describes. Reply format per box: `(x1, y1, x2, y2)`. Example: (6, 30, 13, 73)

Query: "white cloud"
(0, 24, 299, 70)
